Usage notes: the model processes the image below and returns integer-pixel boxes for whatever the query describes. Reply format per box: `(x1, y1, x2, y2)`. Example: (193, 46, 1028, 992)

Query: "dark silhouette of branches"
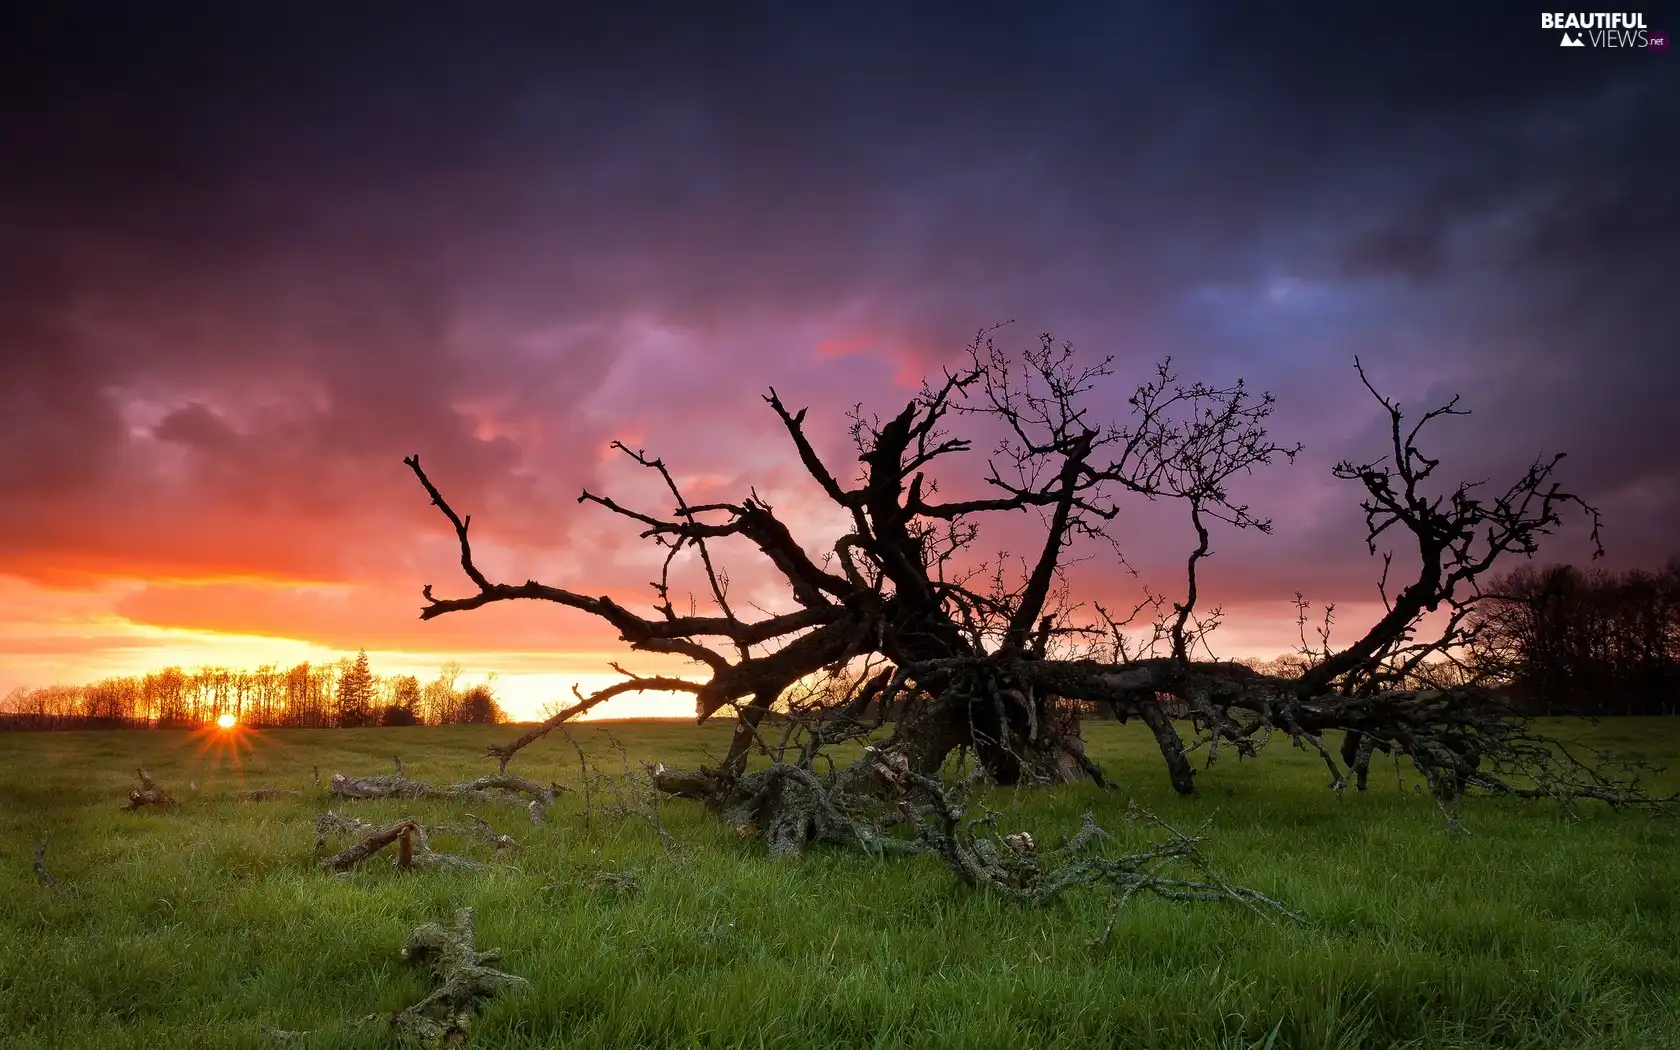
(1468, 560, 1680, 715)
(406, 328, 1664, 854)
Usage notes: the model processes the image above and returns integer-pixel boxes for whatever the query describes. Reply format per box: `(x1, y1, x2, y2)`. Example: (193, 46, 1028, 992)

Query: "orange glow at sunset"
(216, 712, 237, 729)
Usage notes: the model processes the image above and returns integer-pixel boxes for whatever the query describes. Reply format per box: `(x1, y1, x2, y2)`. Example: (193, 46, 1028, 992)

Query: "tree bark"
(1139, 702, 1196, 796)
(1340, 730, 1372, 791)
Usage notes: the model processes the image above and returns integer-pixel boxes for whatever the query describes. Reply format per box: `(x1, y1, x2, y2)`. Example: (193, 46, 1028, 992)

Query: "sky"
(1, 3, 1675, 721)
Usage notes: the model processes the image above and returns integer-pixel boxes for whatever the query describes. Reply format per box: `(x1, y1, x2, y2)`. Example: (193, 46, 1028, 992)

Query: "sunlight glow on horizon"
(0, 568, 1384, 723)
(0, 616, 708, 721)
(1, 609, 1376, 722)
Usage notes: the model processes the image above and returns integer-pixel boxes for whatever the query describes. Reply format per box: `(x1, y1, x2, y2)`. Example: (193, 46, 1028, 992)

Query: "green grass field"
(1, 719, 1676, 1050)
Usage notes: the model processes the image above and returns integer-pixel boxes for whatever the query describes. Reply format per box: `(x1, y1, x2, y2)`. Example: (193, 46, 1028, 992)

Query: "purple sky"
(1, 3, 1674, 717)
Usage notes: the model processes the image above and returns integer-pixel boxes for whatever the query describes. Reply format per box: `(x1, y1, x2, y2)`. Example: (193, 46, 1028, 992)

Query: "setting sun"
(215, 713, 237, 730)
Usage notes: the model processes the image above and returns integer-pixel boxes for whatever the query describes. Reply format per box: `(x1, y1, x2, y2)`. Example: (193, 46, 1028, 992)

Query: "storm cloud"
(1, 2, 1673, 696)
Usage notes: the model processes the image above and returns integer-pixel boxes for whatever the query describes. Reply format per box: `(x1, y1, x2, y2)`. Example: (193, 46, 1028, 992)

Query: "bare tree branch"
(407, 332, 1658, 824)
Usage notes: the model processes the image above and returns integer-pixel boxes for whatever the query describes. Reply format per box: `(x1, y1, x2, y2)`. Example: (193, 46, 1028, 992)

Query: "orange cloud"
(110, 579, 631, 654)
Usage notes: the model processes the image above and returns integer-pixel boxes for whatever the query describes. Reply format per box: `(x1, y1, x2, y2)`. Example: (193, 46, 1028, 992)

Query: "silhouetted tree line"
(0, 651, 508, 731)
(1466, 560, 1680, 716)
(1225, 561, 1680, 717)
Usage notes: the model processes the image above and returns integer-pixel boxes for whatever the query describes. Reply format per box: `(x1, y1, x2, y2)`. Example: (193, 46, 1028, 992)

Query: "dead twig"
(561, 725, 593, 833)
(486, 674, 700, 773)
(597, 730, 680, 850)
(903, 773, 1305, 925)
(33, 836, 54, 887)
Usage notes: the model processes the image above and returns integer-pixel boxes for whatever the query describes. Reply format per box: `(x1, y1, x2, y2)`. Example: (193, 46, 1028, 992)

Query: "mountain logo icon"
(1560, 32, 1586, 46)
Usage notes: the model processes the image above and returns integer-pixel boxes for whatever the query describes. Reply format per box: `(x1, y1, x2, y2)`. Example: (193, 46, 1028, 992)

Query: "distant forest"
(3, 561, 1675, 731)
(1237, 562, 1680, 718)
(0, 651, 507, 731)
(1465, 561, 1680, 716)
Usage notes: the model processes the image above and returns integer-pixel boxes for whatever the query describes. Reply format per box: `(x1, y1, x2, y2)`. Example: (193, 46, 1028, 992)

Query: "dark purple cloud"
(0, 1, 1673, 670)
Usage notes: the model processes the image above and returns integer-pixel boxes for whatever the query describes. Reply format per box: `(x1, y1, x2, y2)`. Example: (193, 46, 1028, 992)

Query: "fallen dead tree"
(314, 812, 513, 873)
(409, 331, 1671, 863)
(266, 907, 525, 1049)
(328, 757, 564, 824)
(123, 767, 176, 811)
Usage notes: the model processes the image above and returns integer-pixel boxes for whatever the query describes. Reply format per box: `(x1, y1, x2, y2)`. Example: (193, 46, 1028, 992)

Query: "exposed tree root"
(123, 767, 176, 811)
(314, 812, 507, 873)
(328, 758, 563, 824)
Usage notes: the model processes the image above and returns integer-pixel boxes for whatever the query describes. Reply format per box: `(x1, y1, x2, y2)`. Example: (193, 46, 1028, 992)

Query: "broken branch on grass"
(386, 907, 528, 1049)
(314, 813, 490, 873)
(328, 760, 565, 824)
(904, 773, 1304, 922)
(438, 813, 519, 852)
(267, 907, 525, 1049)
(123, 767, 176, 810)
(316, 815, 421, 872)
(561, 725, 594, 832)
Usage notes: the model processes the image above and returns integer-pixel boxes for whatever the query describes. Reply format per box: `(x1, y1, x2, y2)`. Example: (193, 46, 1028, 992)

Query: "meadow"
(1, 718, 1676, 1050)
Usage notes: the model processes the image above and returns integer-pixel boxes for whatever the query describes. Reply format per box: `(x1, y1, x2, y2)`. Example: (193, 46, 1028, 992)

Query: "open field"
(1, 719, 1676, 1050)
